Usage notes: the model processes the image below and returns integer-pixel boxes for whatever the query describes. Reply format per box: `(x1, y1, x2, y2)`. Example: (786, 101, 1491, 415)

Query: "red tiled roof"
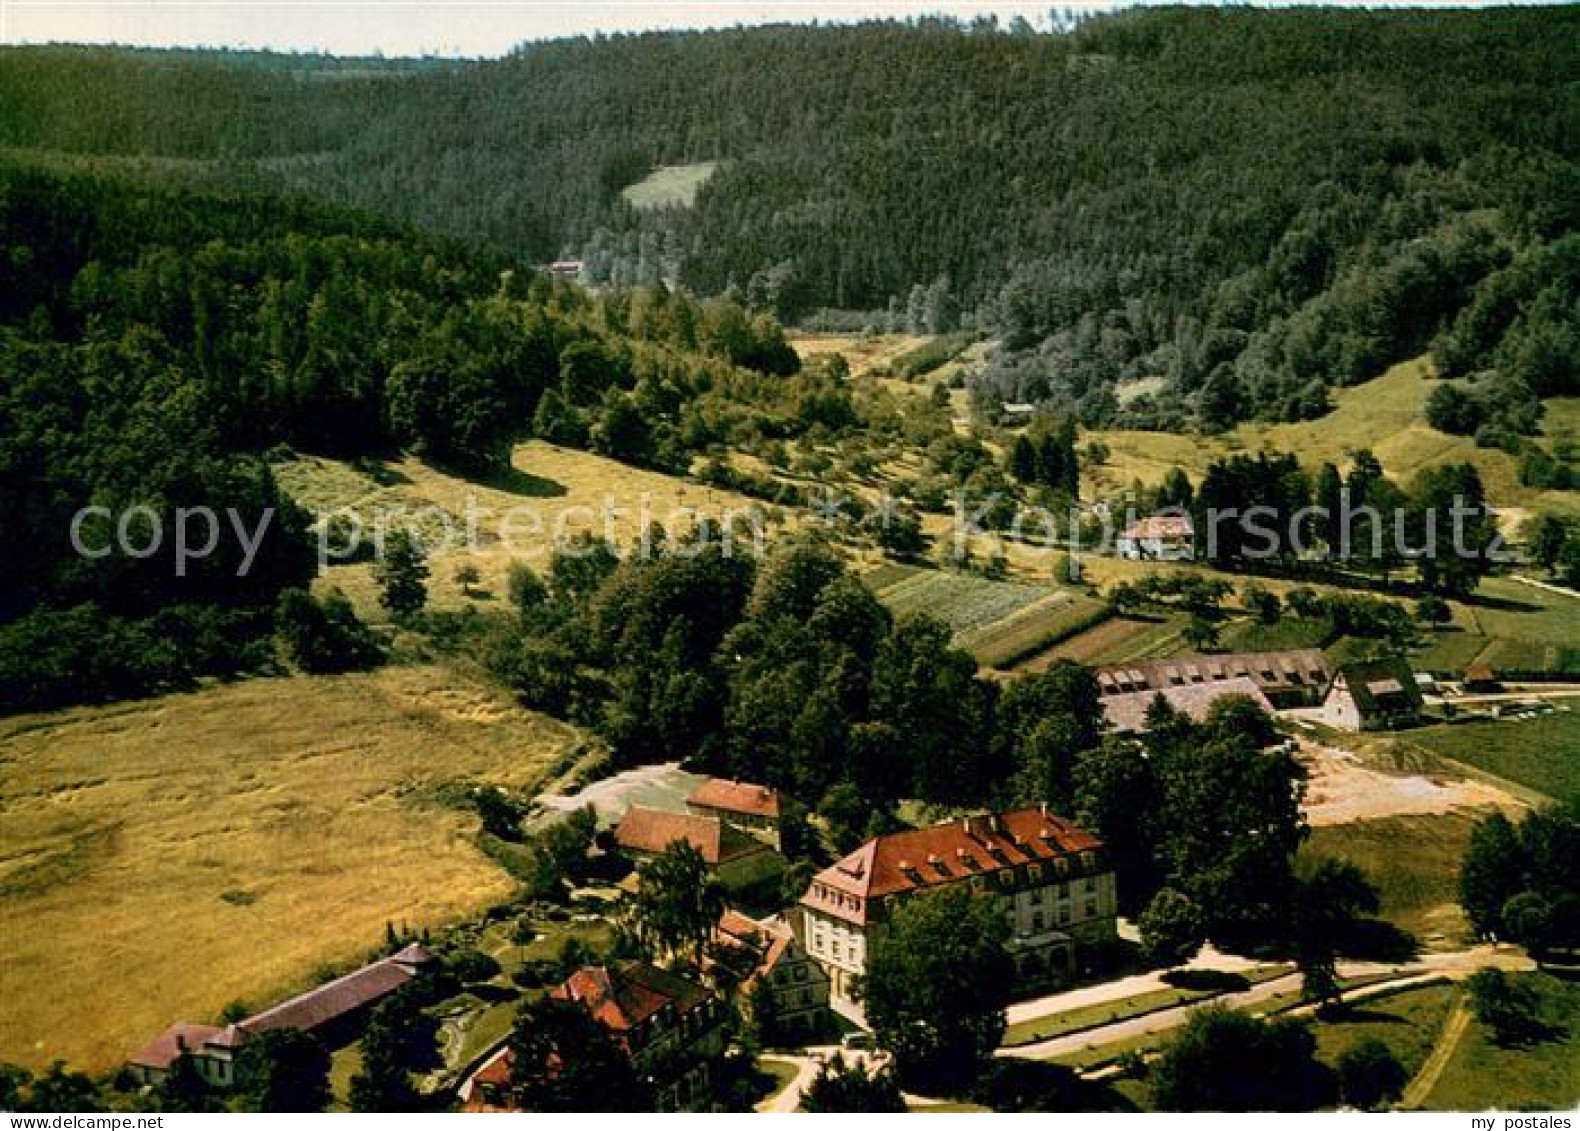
(710, 910, 793, 990)
(553, 961, 711, 1034)
(1120, 515, 1194, 540)
(128, 1023, 223, 1071)
(459, 1046, 514, 1113)
(614, 806, 764, 865)
(1102, 677, 1274, 734)
(687, 778, 781, 820)
(801, 808, 1103, 925)
(240, 957, 416, 1036)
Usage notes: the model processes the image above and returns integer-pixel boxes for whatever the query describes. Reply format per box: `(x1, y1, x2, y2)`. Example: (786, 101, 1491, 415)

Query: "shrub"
(1336, 1038, 1406, 1110)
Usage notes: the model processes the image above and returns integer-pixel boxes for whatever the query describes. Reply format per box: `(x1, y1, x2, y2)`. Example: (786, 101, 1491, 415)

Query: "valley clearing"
(0, 665, 578, 1073)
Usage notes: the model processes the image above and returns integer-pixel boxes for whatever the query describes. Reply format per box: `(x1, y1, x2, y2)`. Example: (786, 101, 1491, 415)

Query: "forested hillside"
(0, 167, 810, 711)
(3, 7, 1576, 430)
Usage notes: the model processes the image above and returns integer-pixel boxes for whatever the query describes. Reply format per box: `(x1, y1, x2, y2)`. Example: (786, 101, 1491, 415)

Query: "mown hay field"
(0, 665, 578, 1073)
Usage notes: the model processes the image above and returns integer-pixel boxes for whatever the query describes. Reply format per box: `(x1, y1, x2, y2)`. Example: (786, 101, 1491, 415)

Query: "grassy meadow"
(276, 440, 786, 620)
(1088, 357, 1580, 519)
(1421, 972, 1580, 1112)
(619, 162, 719, 210)
(1403, 712, 1580, 804)
(0, 665, 579, 1073)
(1310, 981, 1461, 1087)
(1300, 812, 1485, 948)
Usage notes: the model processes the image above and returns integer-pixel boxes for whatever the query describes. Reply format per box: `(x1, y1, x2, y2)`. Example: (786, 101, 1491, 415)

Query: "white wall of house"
(800, 865, 1118, 1027)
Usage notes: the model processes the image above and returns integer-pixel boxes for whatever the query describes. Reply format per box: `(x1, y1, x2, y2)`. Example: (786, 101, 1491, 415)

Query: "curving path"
(1400, 998, 1471, 1110)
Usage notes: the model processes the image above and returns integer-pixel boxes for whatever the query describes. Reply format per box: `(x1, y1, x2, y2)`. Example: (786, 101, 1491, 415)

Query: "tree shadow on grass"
(1458, 591, 1543, 614)
(473, 463, 568, 499)
(969, 1058, 1141, 1112)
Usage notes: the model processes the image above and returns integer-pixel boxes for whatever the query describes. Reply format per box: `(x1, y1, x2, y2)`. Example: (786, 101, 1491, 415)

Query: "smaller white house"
(1319, 657, 1425, 732)
(1116, 514, 1195, 560)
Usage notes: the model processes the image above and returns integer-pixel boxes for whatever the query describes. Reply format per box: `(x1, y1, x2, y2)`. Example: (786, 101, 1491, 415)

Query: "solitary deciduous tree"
(860, 887, 1012, 1093)
(632, 839, 725, 964)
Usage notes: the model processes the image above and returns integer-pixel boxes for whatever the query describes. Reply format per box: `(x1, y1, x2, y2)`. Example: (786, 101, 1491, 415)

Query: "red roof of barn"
(128, 1023, 224, 1071)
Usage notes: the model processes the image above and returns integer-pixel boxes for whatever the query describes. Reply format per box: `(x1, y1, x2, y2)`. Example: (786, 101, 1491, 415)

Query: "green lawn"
(1004, 986, 1211, 1047)
(1405, 712, 1580, 803)
(445, 996, 520, 1074)
(1002, 966, 1292, 1046)
(1311, 981, 1459, 1082)
(1422, 972, 1580, 1112)
(1465, 577, 1580, 647)
(1411, 630, 1494, 674)
(1301, 814, 1480, 947)
(1435, 576, 1580, 677)
(1220, 616, 1331, 654)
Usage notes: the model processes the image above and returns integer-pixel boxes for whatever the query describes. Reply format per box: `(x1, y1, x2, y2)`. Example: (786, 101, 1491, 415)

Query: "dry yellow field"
(0, 665, 579, 1073)
(276, 440, 787, 618)
(786, 331, 930, 377)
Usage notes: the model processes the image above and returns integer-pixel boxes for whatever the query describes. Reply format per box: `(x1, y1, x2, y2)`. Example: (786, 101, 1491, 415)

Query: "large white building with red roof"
(797, 808, 1118, 1022)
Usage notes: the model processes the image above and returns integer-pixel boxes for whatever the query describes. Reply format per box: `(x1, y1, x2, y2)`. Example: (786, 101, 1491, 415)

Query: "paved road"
(1006, 945, 1264, 1027)
(1510, 574, 1579, 601)
(1003, 945, 1531, 1064)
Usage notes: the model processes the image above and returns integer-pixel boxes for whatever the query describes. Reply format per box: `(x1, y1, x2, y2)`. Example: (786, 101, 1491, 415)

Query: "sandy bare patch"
(1300, 740, 1521, 826)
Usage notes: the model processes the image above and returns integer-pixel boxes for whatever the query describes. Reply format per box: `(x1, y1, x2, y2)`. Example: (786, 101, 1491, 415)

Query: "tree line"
(0, 166, 819, 713)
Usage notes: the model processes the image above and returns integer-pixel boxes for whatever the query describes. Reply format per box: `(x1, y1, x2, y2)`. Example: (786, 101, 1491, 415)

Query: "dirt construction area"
(1298, 740, 1523, 826)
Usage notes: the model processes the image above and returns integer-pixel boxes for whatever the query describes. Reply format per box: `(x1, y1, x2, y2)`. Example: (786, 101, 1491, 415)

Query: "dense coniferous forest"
(3, 7, 1575, 430)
